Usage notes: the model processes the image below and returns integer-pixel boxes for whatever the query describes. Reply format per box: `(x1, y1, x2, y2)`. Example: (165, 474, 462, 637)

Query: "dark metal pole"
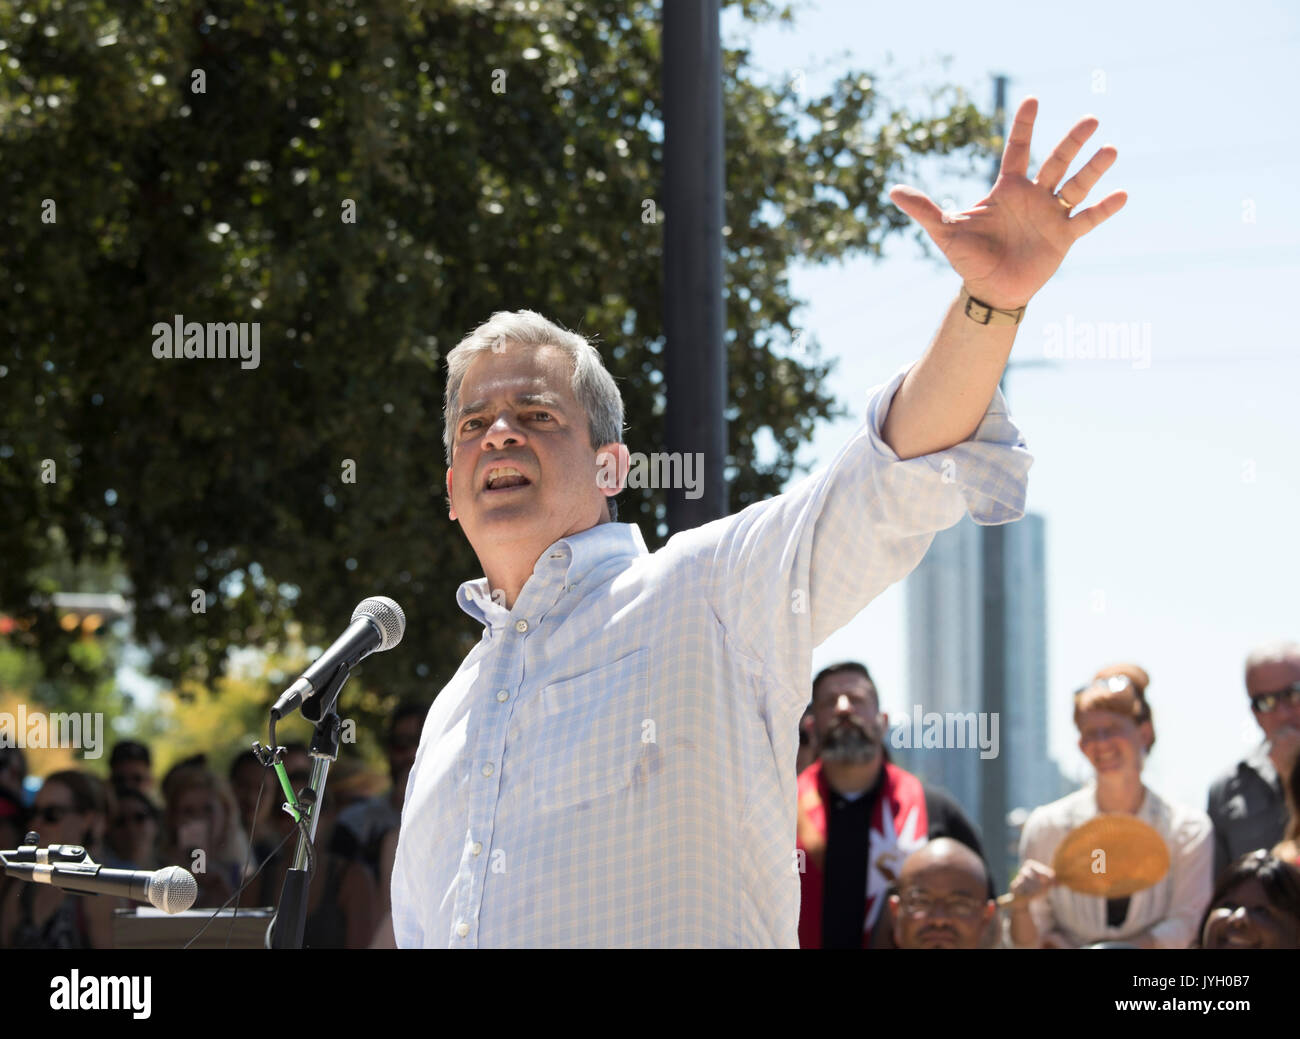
(979, 74, 1010, 889)
(662, 0, 727, 532)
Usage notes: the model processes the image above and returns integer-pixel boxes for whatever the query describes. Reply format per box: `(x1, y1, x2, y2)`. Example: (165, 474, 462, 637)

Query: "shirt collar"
(1083, 781, 1156, 821)
(456, 522, 648, 629)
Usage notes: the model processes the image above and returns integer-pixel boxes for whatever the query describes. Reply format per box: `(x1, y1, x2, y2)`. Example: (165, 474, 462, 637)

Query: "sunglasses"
(34, 805, 80, 823)
(1250, 683, 1300, 714)
(114, 812, 153, 826)
(1075, 674, 1143, 699)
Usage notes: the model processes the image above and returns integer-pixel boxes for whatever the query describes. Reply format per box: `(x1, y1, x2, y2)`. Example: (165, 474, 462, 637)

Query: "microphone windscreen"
(352, 596, 406, 651)
(149, 866, 199, 914)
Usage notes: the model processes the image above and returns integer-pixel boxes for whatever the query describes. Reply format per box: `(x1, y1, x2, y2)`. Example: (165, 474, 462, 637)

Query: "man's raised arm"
(882, 97, 1127, 459)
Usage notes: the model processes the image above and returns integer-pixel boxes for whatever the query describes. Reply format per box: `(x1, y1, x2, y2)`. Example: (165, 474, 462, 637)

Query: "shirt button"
(496, 689, 509, 702)
(481, 763, 494, 777)
(515, 619, 529, 633)
(472, 842, 483, 855)
(456, 922, 469, 938)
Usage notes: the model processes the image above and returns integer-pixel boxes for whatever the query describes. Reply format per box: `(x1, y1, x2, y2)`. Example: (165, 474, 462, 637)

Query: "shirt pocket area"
(531, 649, 651, 812)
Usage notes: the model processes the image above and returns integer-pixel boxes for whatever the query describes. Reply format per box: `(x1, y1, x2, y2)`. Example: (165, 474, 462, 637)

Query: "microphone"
(272, 596, 406, 718)
(3, 858, 198, 914)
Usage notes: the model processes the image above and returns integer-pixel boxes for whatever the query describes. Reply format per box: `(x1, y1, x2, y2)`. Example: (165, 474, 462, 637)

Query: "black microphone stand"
(261, 660, 352, 950)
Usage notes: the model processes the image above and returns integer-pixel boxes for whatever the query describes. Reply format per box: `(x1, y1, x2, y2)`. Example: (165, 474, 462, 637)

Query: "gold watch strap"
(960, 286, 1026, 326)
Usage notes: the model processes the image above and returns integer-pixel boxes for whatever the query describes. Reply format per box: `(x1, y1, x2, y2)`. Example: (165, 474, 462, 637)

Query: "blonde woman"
(160, 764, 251, 909)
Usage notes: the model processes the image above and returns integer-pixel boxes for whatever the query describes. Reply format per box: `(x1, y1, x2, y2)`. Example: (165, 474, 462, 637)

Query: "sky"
(726, 0, 1300, 809)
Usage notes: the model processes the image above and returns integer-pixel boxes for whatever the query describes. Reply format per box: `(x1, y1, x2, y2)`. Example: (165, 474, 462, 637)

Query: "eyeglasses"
(34, 805, 80, 823)
(113, 812, 153, 826)
(1079, 723, 1135, 745)
(1250, 683, 1300, 714)
(898, 891, 986, 918)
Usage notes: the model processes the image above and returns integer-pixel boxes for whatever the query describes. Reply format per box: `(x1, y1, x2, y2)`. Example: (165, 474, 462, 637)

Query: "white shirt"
(1015, 783, 1214, 948)
(390, 364, 1032, 947)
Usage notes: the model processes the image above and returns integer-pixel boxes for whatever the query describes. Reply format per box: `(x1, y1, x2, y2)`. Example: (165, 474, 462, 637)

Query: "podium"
(112, 906, 276, 949)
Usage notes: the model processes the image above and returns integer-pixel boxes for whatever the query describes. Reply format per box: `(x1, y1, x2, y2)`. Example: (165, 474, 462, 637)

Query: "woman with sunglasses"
(1198, 849, 1300, 949)
(0, 770, 118, 948)
(1008, 664, 1214, 948)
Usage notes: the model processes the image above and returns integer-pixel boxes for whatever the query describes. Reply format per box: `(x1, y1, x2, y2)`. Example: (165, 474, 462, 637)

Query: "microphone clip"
(2, 832, 96, 867)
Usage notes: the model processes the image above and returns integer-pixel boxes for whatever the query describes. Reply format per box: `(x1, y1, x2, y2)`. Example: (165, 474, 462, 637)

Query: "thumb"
(889, 184, 949, 240)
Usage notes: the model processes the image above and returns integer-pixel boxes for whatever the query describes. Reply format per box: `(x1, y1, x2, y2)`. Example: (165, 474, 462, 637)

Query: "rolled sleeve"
(691, 361, 1033, 711)
(866, 365, 1033, 527)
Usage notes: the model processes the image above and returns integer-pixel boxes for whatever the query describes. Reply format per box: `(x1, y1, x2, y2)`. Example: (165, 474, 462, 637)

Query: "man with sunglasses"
(1208, 642, 1300, 882)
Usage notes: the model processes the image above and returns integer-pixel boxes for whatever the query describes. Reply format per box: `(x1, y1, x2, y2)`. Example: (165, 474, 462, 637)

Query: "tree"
(0, 0, 997, 719)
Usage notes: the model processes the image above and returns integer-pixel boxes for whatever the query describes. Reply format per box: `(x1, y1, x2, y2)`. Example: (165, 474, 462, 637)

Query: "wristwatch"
(960, 285, 1027, 326)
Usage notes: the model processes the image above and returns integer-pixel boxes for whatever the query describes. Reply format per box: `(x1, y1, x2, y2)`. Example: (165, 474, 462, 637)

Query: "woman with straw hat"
(1007, 665, 1213, 948)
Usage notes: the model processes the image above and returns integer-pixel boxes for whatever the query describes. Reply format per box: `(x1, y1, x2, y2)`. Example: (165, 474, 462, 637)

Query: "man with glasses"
(1208, 642, 1300, 881)
(797, 662, 991, 948)
(889, 838, 996, 949)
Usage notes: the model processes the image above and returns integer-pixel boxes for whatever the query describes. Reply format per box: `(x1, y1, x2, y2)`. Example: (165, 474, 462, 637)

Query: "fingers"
(998, 97, 1038, 179)
(1069, 189, 1128, 239)
(1011, 860, 1056, 898)
(888, 184, 949, 240)
(1034, 115, 1100, 192)
(1056, 144, 1119, 208)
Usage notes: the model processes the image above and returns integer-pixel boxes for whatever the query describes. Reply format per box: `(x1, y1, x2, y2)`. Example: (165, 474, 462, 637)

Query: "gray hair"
(442, 310, 625, 517)
(1245, 640, 1300, 677)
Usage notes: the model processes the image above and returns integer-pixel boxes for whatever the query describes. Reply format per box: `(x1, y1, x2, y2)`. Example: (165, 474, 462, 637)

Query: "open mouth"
(482, 465, 533, 492)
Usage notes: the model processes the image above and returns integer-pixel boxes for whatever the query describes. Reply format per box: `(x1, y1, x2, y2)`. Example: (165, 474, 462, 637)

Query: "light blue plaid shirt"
(391, 364, 1032, 947)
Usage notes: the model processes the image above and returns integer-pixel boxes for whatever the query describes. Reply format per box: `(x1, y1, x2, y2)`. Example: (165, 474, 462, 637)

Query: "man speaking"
(386, 99, 1125, 947)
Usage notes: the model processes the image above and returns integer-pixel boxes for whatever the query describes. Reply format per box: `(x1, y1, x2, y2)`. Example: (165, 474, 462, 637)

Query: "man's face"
(112, 761, 153, 793)
(1246, 657, 1300, 750)
(891, 863, 994, 949)
(446, 342, 621, 565)
(812, 673, 885, 765)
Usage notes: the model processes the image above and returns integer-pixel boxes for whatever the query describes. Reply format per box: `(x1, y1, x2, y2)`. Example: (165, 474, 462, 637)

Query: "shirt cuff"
(864, 362, 1034, 526)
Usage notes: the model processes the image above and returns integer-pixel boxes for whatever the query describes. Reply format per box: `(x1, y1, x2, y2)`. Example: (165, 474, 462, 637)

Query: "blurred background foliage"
(0, 0, 997, 762)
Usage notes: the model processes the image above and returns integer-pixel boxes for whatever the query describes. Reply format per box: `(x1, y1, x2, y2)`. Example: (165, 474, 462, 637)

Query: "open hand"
(889, 98, 1127, 310)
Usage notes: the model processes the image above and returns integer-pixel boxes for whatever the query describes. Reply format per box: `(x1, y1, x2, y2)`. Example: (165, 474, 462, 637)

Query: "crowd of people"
(0, 700, 428, 949)
(795, 642, 1300, 948)
(2, 640, 1297, 949)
